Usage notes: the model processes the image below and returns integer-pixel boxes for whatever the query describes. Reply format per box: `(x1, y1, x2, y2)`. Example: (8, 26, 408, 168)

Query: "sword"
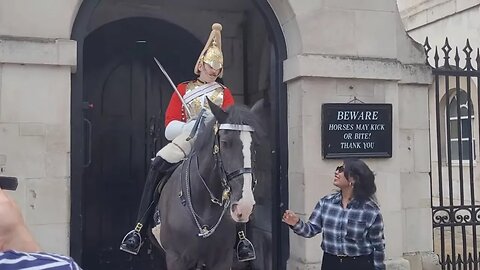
(186, 108, 206, 141)
(153, 57, 192, 117)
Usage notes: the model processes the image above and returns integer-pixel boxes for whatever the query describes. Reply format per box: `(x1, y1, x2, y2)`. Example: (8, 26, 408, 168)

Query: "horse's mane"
(194, 104, 264, 152)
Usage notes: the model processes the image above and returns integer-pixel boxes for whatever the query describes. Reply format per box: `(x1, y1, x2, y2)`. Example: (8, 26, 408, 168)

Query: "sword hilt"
(187, 108, 207, 141)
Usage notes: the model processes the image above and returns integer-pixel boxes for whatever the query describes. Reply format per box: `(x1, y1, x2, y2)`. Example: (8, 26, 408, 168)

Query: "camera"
(0, 176, 18, 191)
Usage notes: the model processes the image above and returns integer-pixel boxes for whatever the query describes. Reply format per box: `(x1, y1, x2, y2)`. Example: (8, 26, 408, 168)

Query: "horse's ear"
(207, 98, 228, 123)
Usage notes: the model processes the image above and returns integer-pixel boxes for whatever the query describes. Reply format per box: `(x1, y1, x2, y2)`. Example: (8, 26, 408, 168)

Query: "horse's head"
(200, 99, 262, 223)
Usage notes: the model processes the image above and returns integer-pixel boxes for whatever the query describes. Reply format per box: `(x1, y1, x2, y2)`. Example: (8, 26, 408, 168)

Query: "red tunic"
(164, 81, 235, 126)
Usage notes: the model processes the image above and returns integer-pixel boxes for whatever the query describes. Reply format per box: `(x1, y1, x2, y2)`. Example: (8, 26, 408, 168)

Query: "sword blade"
(153, 57, 192, 117)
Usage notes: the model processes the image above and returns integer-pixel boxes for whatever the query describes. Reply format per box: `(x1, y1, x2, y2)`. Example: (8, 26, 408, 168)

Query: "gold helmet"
(194, 23, 224, 78)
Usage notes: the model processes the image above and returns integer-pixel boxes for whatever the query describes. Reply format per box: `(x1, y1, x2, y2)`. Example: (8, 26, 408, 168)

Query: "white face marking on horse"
(231, 131, 255, 222)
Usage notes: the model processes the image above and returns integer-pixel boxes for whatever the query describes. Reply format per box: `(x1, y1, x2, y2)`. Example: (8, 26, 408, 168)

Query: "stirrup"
(236, 231, 256, 262)
(119, 229, 144, 255)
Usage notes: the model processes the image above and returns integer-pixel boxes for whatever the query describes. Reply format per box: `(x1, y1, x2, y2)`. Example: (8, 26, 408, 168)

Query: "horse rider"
(120, 23, 256, 262)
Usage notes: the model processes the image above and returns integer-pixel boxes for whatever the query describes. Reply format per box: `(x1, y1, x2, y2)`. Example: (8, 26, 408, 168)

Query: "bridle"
(182, 121, 256, 238)
(213, 123, 257, 193)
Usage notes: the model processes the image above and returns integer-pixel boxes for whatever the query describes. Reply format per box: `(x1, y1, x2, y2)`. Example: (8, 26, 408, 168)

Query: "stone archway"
(71, 1, 288, 269)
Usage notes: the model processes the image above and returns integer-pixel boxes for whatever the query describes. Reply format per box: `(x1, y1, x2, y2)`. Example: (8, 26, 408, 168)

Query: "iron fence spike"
(454, 47, 460, 68)
(476, 48, 480, 71)
(434, 47, 440, 68)
(424, 37, 432, 66)
(442, 37, 452, 68)
(456, 254, 463, 264)
(463, 39, 473, 71)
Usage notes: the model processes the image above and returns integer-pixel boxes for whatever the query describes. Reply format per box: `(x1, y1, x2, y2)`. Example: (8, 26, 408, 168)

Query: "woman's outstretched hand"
(282, 210, 300, 226)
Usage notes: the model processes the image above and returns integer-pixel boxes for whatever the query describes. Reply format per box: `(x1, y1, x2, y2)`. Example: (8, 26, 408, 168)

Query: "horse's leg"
(165, 252, 189, 270)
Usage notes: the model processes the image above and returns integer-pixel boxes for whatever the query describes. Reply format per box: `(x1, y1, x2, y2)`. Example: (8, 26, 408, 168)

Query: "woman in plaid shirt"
(282, 159, 385, 270)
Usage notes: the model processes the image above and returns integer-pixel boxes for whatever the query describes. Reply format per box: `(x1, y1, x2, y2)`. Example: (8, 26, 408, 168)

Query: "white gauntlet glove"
(156, 132, 194, 163)
(182, 120, 196, 134)
(165, 120, 196, 141)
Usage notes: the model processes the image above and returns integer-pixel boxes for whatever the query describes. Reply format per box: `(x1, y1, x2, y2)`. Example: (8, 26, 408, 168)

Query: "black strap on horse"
(236, 223, 256, 262)
(212, 123, 257, 190)
(181, 154, 231, 238)
(180, 120, 257, 238)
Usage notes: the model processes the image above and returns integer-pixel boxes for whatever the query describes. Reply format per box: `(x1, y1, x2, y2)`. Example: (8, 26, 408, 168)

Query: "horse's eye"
(220, 139, 230, 148)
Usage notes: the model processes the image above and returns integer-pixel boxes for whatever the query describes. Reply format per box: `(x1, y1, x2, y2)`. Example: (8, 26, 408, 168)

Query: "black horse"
(149, 101, 263, 269)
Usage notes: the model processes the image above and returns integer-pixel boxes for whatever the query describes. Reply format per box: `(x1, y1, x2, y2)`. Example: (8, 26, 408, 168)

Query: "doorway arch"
(71, 1, 288, 269)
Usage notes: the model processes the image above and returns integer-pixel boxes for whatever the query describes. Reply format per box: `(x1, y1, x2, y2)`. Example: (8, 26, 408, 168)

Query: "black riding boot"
(120, 156, 174, 255)
(236, 224, 256, 262)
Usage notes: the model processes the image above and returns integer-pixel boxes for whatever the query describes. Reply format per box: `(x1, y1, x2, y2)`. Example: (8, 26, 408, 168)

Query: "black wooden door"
(78, 18, 202, 270)
(82, 42, 167, 270)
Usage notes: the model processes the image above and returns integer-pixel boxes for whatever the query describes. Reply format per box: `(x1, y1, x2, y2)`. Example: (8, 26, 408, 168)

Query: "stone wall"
(399, 0, 480, 47)
(276, 0, 434, 269)
(0, 37, 76, 254)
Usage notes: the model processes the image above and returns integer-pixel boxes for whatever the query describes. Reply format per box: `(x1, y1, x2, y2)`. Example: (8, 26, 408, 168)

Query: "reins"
(181, 121, 255, 238)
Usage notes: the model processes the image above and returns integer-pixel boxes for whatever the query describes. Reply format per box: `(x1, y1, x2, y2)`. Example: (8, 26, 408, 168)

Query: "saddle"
(155, 161, 181, 195)
(150, 160, 182, 249)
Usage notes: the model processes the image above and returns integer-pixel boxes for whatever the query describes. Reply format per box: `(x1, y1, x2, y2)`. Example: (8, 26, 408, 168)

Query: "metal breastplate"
(185, 81, 224, 120)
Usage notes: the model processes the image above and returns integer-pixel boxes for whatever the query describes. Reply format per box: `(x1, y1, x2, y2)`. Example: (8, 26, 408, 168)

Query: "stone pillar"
(0, 0, 79, 255)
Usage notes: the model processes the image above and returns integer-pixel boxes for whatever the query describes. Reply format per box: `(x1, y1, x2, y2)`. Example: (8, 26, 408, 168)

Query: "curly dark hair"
(343, 159, 377, 202)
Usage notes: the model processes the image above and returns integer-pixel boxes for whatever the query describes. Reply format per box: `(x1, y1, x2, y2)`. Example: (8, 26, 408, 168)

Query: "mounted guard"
(120, 23, 256, 263)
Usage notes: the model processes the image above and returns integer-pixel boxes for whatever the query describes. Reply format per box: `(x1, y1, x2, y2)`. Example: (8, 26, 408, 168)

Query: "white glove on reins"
(156, 132, 194, 163)
(164, 120, 196, 141)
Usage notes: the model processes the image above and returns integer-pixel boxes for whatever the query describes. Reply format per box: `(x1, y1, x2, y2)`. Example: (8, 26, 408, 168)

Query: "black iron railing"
(425, 37, 480, 270)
